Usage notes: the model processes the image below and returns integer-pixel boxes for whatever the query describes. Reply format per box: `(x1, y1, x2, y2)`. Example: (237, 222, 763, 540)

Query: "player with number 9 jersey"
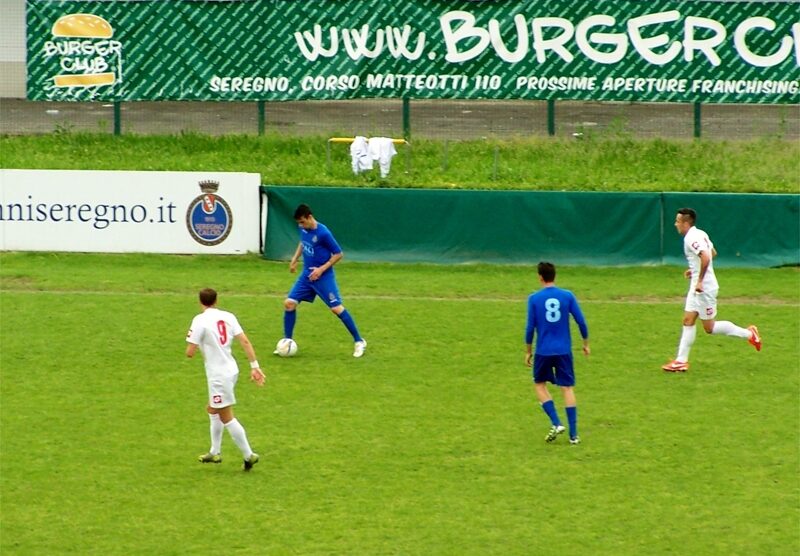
(187, 308, 243, 381)
(185, 288, 264, 471)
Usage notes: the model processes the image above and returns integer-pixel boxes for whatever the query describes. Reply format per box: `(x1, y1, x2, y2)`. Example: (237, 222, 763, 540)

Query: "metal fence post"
(402, 97, 411, 142)
(547, 99, 555, 136)
(693, 102, 702, 139)
(113, 101, 121, 136)
(326, 140, 331, 173)
(258, 101, 265, 136)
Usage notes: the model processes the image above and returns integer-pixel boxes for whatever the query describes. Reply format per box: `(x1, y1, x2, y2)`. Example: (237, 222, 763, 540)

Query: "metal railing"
(1, 98, 798, 141)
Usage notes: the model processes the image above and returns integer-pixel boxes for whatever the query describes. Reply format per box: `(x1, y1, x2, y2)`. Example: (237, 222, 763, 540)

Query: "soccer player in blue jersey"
(279, 204, 367, 357)
(525, 262, 589, 445)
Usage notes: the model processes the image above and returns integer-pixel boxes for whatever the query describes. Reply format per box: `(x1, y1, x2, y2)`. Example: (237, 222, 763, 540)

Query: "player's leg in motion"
(677, 324, 696, 362)
(663, 311, 697, 372)
(198, 410, 224, 463)
(535, 382, 564, 442)
(331, 304, 362, 340)
(331, 304, 367, 357)
(218, 407, 259, 471)
(283, 299, 298, 338)
(208, 411, 224, 454)
(705, 320, 762, 351)
(561, 387, 579, 444)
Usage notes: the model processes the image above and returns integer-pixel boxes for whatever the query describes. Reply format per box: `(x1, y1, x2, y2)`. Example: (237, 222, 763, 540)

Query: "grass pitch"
(1, 253, 798, 554)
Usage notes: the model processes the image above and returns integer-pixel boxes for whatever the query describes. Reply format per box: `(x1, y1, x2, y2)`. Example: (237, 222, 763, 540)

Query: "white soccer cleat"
(353, 339, 367, 358)
(545, 425, 566, 443)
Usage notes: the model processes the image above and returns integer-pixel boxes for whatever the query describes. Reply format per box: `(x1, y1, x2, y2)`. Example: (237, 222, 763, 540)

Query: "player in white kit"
(186, 288, 265, 470)
(662, 208, 761, 372)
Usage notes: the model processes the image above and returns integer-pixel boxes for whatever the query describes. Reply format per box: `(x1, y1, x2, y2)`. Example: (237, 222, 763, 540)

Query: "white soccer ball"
(275, 338, 298, 357)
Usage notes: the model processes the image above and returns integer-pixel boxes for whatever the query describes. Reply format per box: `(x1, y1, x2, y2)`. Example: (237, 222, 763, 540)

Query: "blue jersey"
(525, 286, 588, 356)
(298, 222, 341, 275)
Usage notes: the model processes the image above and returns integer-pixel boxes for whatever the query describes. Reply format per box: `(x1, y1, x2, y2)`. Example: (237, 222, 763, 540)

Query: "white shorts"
(684, 288, 718, 320)
(207, 373, 238, 408)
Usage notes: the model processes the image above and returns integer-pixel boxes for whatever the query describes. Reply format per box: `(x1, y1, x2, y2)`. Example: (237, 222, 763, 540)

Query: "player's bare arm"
(236, 332, 265, 386)
(289, 243, 303, 273)
(696, 250, 711, 292)
(185, 342, 198, 358)
(309, 252, 343, 281)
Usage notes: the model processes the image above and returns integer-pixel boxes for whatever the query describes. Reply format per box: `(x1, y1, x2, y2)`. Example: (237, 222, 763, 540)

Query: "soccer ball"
(275, 338, 298, 357)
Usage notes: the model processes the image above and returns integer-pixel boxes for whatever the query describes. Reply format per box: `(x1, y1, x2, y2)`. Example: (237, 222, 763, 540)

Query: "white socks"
(677, 325, 696, 362)
(208, 413, 224, 455)
(224, 418, 254, 459)
(677, 321, 752, 362)
(711, 320, 751, 339)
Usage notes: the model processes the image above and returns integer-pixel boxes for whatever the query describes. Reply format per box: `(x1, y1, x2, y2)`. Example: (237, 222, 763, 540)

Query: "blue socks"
(541, 400, 561, 426)
(337, 309, 362, 341)
(283, 310, 296, 338)
(566, 406, 578, 438)
(286, 308, 361, 341)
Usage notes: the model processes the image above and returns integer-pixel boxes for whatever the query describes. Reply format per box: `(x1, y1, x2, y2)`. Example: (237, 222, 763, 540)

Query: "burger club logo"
(42, 13, 123, 88)
(186, 180, 234, 246)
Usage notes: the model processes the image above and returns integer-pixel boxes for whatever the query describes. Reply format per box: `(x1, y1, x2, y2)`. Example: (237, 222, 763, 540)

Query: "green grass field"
(1, 133, 798, 192)
(1, 253, 798, 555)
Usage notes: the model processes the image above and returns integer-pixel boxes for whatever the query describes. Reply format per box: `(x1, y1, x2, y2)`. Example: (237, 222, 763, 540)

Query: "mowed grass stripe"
(1, 288, 797, 306)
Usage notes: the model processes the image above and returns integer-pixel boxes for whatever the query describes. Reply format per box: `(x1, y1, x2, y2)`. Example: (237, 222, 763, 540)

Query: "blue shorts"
(287, 271, 342, 308)
(533, 354, 575, 387)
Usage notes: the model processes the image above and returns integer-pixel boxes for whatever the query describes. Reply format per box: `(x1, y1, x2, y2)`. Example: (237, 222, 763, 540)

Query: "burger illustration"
(51, 13, 118, 88)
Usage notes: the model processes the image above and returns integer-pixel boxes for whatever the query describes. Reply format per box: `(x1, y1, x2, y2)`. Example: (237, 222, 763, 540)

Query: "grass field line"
(2, 288, 797, 307)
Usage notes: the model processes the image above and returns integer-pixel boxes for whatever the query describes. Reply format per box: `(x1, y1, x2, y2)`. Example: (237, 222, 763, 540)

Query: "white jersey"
(186, 308, 243, 379)
(683, 226, 718, 291)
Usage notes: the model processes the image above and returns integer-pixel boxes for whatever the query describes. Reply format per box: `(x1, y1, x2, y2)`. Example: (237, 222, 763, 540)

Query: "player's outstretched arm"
(236, 332, 265, 387)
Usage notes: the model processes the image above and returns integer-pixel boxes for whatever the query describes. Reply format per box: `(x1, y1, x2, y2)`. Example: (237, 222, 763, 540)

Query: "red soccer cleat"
(662, 360, 689, 372)
(748, 325, 762, 352)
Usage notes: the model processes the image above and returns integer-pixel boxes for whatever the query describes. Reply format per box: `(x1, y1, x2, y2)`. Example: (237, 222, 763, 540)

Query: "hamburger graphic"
(51, 13, 118, 88)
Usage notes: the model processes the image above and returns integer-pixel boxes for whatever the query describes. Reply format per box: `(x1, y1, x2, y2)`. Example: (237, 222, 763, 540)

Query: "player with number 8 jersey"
(525, 262, 589, 445)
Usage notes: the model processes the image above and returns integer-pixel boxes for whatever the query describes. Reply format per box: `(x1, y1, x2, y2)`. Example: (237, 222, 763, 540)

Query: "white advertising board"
(0, 169, 261, 254)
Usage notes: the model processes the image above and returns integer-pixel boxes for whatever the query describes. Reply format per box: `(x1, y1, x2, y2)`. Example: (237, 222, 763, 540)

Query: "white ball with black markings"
(275, 338, 298, 357)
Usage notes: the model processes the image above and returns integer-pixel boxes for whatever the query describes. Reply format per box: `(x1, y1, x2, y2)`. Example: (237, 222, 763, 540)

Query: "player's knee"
(330, 304, 344, 315)
(283, 299, 297, 311)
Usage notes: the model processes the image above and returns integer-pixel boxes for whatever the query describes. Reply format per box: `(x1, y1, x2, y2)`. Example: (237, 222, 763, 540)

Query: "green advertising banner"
(27, 0, 800, 103)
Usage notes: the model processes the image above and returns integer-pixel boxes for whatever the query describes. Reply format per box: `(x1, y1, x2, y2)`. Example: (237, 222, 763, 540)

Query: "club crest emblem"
(186, 180, 233, 246)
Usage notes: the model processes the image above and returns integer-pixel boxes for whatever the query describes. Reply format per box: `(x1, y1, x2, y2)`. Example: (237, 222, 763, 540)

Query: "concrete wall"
(1, 0, 27, 98)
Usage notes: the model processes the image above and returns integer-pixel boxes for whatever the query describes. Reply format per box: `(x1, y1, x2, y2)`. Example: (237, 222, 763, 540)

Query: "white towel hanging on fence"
(368, 137, 398, 178)
(350, 135, 372, 174)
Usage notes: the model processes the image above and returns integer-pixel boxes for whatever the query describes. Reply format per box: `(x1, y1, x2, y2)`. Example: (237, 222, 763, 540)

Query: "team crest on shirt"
(312, 235, 318, 243)
(186, 180, 233, 246)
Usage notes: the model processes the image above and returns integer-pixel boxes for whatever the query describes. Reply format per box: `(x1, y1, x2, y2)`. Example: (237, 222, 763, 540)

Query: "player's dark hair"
(538, 261, 556, 282)
(294, 204, 313, 220)
(199, 288, 217, 307)
(677, 207, 696, 225)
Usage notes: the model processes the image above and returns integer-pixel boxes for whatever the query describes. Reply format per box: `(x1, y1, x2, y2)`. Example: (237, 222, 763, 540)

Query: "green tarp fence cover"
(262, 186, 799, 267)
